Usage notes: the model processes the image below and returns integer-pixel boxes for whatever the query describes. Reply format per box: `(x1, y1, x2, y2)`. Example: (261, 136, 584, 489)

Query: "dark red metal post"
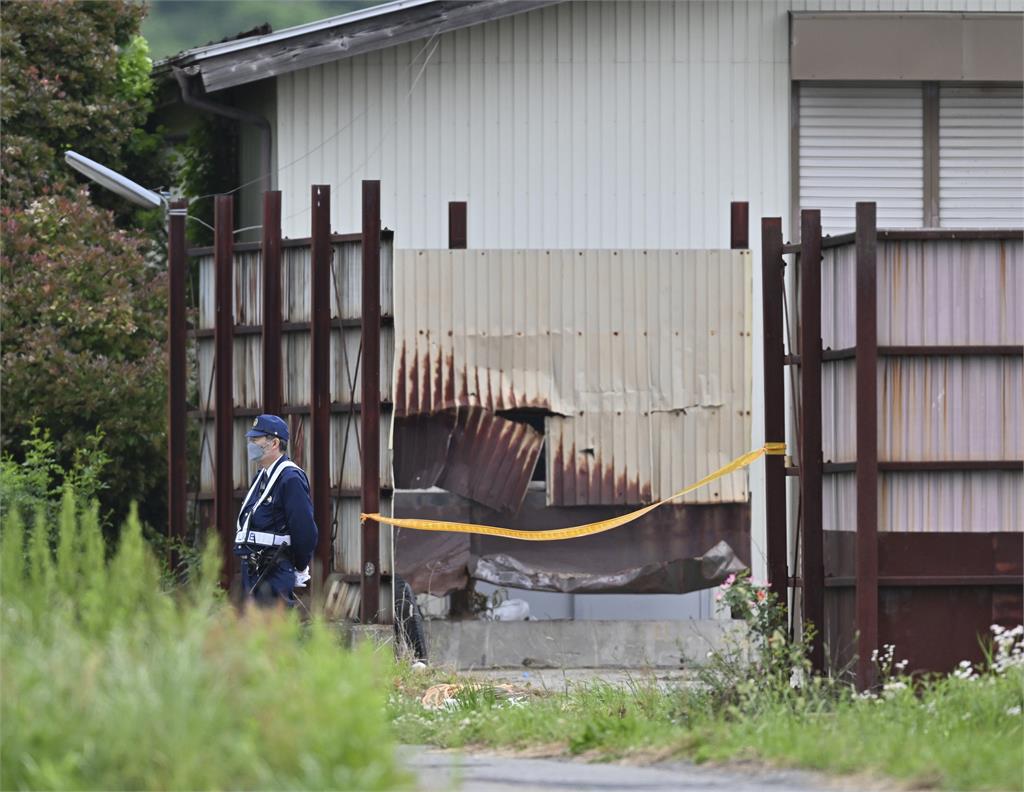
(761, 218, 788, 599)
(261, 191, 283, 415)
(167, 201, 188, 572)
(855, 202, 879, 691)
(799, 209, 825, 671)
(730, 201, 749, 250)
(310, 186, 333, 579)
(214, 195, 235, 586)
(448, 201, 467, 249)
(361, 180, 382, 624)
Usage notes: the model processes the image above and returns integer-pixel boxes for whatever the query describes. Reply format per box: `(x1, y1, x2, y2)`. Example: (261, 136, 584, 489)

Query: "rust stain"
(432, 347, 443, 412)
(444, 353, 456, 408)
(395, 343, 407, 416)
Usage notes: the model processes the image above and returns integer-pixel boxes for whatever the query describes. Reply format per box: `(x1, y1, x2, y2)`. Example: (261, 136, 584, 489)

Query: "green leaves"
(1, 489, 406, 791)
(1, 193, 166, 526)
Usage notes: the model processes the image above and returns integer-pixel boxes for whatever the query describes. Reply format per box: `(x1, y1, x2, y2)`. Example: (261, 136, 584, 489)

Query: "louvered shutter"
(800, 84, 924, 236)
(939, 85, 1024, 229)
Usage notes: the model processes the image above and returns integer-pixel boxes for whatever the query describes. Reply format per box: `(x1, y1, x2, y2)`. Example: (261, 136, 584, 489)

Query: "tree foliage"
(1, 192, 167, 525)
(1, 1, 170, 527)
(1, 0, 171, 217)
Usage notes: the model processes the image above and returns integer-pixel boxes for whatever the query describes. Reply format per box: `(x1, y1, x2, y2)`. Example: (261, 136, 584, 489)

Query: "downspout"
(173, 67, 272, 196)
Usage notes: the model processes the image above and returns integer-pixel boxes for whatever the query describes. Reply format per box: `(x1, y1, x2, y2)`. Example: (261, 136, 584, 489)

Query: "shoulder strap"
(234, 458, 300, 544)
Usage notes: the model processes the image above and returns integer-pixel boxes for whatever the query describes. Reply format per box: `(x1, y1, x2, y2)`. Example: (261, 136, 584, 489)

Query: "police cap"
(246, 414, 289, 442)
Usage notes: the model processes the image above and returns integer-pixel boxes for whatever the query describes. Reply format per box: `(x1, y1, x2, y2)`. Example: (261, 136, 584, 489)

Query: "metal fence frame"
(763, 203, 1024, 688)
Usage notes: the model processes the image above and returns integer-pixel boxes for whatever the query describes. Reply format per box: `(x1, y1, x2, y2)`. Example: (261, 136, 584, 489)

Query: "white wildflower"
(1007, 706, 1022, 717)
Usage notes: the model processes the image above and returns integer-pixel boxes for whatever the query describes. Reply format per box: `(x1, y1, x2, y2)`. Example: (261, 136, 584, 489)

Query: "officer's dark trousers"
(241, 557, 297, 608)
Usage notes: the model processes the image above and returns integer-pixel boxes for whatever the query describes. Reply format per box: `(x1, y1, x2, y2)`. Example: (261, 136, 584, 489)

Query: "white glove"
(294, 566, 311, 588)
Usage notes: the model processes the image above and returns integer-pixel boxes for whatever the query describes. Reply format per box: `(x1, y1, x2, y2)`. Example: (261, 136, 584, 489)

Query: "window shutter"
(939, 85, 1024, 229)
(799, 84, 924, 236)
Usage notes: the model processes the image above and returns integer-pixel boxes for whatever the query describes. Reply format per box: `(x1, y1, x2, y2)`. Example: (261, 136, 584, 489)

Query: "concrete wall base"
(425, 619, 748, 670)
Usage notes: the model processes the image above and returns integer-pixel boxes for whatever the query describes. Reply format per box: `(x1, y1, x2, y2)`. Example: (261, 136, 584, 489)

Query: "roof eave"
(157, 0, 561, 94)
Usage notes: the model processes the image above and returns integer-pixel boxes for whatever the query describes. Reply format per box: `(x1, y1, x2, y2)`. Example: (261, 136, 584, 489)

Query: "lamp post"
(65, 151, 188, 570)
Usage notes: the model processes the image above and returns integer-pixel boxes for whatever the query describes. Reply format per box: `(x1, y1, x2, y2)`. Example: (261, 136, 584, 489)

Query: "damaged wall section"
(393, 249, 753, 510)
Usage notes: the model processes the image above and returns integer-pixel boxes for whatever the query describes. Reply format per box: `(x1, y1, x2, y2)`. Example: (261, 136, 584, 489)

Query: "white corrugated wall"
(266, 0, 1023, 591)
(939, 85, 1024, 228)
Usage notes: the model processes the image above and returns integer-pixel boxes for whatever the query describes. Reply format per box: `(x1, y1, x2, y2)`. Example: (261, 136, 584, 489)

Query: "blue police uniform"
(234, 415, 318, 605)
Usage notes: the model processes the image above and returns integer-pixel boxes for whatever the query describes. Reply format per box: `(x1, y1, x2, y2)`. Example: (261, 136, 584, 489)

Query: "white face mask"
(247, 440, 269, 462)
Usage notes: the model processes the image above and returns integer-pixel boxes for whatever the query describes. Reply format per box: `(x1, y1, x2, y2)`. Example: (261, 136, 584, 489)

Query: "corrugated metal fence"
(186, 188, 394, 621)
(763, 205, 1023, 687)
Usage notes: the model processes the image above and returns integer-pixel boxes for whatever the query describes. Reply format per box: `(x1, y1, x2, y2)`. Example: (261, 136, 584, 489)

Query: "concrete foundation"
(424, 619, 747, 670)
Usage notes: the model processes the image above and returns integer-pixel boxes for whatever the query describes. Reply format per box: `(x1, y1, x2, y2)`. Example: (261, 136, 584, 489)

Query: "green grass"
(389, 651, 1024, 790)
(1, 492, 409, 791)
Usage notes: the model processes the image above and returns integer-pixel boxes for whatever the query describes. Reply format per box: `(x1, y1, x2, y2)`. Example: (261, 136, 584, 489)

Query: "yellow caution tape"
(361, 442, 785, 541)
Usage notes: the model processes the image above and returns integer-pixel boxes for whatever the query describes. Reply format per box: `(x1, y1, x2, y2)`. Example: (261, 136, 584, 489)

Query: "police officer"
(233, 414, 318, 606)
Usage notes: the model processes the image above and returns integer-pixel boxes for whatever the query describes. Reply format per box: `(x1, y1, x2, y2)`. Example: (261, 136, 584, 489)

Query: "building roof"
(156, 0, 560, 93)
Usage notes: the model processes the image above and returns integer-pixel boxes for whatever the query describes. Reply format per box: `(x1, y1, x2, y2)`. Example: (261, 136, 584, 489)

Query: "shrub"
(0, 492, 407, 791)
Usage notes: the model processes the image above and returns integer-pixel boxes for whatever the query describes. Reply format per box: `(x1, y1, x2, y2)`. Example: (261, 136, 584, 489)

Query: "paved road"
(405, 746, 852, 792)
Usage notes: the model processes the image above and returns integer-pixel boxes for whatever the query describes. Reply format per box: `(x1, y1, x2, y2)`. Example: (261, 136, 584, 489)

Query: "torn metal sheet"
(393, 489, 750, 596)
(393, 526, 470, 597)
(393, 407, 543, 512)
(394, 249, 753, 506)
(471, 540, 746, 594)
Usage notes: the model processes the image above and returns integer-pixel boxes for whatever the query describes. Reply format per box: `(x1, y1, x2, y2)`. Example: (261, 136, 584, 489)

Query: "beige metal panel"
(334, 412, 394, 490)
(233, 336, 263, 410)
(335, 496, 393, 575)
(822, 239, 1024, 351)
(799, 84, 924, 235)
(331, 236, 396, 320)
(962, 15, 1024, 82)
(394, 248, 752, 505)
(791, 13, 1024, 82)
(196, 250, 263, 328)
(333, 326, 395, 403)
(824, 471, 1022, 533)
(281, 245, 312, 322)
(821, 359, 858, 465)
(197, 254, 214, 329)
(792, 14, 962, 81)
(823, 356, 1024, 463)
(939, 85, 1024, 229)
(820, 243, 857, 350)
(879, 239, 1024, 345)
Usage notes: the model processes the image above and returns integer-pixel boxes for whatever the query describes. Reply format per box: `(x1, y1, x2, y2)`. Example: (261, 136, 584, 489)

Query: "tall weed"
(0, 491, 407, 791)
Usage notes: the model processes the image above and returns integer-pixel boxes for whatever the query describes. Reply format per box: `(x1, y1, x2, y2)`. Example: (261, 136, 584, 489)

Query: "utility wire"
(188, 28, 443, 209)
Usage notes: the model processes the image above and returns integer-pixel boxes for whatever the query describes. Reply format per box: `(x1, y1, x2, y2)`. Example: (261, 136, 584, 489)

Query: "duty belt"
(240, 530, 291, 548)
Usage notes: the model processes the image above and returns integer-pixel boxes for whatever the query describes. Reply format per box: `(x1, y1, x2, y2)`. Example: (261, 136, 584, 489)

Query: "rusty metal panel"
(392, 409, 542, 512)
(824, 471, 1021, 534)
(822, 238, 1024, 351)
(394, 489, 751, 596)
(824, 531, 1023, 674)
(439, 408, 542, 512)
(393, 248, 752, 506)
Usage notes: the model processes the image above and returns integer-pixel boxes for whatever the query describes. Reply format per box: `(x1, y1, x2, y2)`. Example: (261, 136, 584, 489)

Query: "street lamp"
(65, 150, 188, 567)
(64, 150, 164, 209)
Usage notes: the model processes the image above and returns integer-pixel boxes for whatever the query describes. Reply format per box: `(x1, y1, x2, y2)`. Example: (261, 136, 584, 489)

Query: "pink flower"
(714, 591, 723, 602)
(723, 574, 736, 587)
(756, 589, 768, 604)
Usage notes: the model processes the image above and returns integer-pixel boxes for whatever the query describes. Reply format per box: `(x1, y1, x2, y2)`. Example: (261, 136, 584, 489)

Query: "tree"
(1, 1, 171, 528)
(2, 1, 170, 214)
